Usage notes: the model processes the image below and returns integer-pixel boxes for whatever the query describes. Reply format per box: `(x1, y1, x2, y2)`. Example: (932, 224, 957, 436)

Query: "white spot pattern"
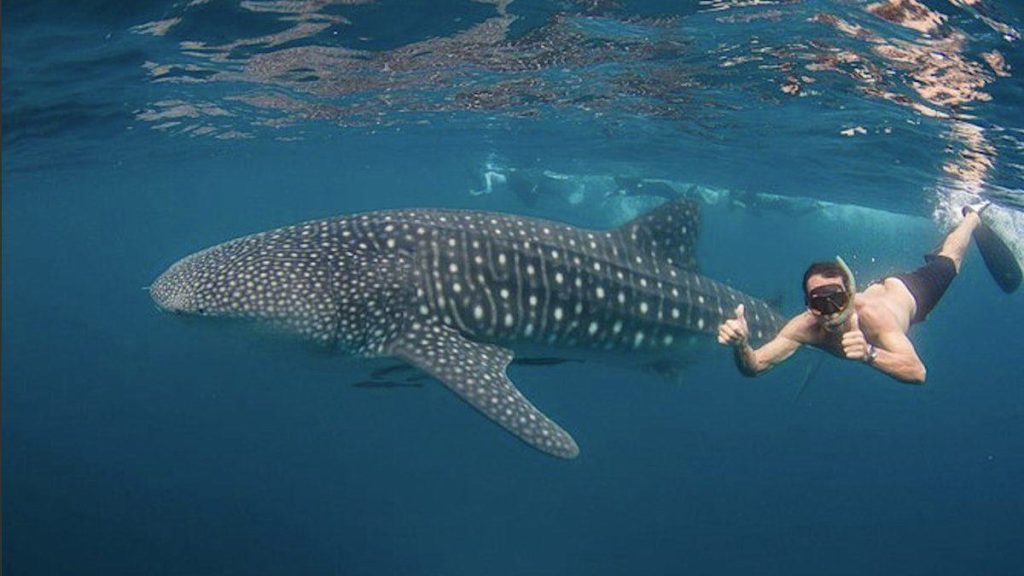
(151, 201, 786, 459)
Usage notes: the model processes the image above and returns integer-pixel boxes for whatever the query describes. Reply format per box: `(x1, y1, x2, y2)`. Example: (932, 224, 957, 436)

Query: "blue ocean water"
(4, 1, 1024, 574)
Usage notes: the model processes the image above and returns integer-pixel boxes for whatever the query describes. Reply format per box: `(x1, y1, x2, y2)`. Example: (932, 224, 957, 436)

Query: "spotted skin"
(152, 198, 784, 458)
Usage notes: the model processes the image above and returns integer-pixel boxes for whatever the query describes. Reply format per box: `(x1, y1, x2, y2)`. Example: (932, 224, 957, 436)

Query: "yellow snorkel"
(823, 256, 856, 332)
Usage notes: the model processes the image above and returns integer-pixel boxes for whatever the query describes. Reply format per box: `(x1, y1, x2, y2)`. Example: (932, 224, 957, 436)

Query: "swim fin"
(970, 205, 1022, 293)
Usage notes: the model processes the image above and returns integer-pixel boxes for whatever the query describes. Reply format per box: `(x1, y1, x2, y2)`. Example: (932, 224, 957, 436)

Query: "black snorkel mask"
(806, 284, 849, 315)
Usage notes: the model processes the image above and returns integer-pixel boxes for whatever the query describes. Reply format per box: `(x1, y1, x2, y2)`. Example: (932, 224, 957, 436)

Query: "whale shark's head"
(151, 229, 344, 345)
(151, 243, 240, 317)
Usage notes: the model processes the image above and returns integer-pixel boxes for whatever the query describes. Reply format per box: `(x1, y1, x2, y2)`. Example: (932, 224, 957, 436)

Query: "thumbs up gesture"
(841, 312, 872, 362)
(718, 304, 750, 347)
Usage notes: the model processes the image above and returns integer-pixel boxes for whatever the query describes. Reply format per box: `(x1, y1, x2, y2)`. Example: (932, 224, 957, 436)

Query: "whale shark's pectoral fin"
(387, 322, 580, 459)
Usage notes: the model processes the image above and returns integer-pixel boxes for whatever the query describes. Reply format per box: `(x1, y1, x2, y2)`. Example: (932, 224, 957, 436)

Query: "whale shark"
(151, 197, 784, 458)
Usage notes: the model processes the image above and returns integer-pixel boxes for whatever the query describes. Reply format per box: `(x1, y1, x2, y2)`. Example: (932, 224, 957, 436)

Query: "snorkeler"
(717, 205, 1018, 383)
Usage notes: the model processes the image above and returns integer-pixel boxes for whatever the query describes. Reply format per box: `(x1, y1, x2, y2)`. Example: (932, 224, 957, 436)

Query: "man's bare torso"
(797, 277, 917, 357)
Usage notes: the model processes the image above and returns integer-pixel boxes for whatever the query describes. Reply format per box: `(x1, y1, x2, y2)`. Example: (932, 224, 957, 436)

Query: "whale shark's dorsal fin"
(387, 319, 580, 459)
(617, 197, 701, 271)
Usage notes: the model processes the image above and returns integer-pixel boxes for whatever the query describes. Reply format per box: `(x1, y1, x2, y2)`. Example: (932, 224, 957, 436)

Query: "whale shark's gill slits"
(323, 246, 413, 355)
(427, 235, 448, 325)
(481, 277, 499, 336)
(478, 234, 511, 335)
(484, 234, 507, 283)
(571, 235, 588, 304)
(438, 233, 472, 335)
(413, 248, 434, 319)
(549, 234, 574, 342)
(520, 252, 539, 338)
(535, 240, 552, 339)
(466, 232, 500, 336)
(506, 252, 527, 325)
(459, 229, 473, 296)
(455, 230, 477, 326)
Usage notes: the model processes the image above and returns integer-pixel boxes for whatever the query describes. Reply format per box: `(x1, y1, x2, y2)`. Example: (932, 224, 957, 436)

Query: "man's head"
(802, 261, 851, 318)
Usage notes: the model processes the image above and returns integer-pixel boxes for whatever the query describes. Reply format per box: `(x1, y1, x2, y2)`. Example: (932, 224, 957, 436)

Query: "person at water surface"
(717, 207, 996, 383)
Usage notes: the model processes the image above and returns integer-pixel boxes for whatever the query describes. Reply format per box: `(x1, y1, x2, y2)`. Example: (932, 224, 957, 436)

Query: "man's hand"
(841, 313, 872, 362)
(717, 304, 750, 347)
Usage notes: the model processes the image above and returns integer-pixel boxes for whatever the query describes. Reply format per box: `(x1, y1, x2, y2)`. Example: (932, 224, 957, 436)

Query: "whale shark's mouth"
(152, 292, 187, 313)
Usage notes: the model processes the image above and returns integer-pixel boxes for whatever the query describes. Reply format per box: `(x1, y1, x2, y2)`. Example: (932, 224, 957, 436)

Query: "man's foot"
(965, 201, 1022, 293)
(962, 202, 992, 217)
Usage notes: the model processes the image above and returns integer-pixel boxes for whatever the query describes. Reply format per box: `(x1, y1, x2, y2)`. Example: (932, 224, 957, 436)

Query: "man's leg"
(895, 211, 980, 324)
(934, 210, 982, 273)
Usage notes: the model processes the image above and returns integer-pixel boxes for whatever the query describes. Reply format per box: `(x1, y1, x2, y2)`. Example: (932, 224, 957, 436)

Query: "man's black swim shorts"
(891, 255, 957, 324)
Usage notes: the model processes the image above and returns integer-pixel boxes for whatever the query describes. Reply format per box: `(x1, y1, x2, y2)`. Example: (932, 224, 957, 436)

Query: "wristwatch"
(864, 344, 878, 365)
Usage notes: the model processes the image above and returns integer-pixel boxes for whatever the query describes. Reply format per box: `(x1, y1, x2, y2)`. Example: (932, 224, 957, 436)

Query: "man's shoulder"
(780, 311, 820, 344)
(856, 286, 914, 334)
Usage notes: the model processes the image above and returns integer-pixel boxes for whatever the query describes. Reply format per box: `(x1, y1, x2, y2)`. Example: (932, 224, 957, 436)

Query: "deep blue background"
(4, 1, 1024, 575)
(5, 135, 1022, 576)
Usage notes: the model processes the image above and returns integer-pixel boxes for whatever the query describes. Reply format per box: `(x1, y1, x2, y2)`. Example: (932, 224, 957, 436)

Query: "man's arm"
(718, 305, 805, 377)
(871, 331, 927, 383)
(841, 315, 926, 383)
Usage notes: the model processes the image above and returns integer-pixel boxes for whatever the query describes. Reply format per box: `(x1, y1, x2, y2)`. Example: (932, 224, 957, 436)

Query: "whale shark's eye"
(197, 308, 207, 315)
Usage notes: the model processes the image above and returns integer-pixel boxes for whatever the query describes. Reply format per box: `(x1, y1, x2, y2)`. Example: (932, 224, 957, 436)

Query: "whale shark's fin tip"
(388, 320, 580, 459)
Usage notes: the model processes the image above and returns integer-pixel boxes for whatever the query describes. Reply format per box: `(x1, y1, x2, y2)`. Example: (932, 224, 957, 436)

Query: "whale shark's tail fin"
(617, 197, 701, 271)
